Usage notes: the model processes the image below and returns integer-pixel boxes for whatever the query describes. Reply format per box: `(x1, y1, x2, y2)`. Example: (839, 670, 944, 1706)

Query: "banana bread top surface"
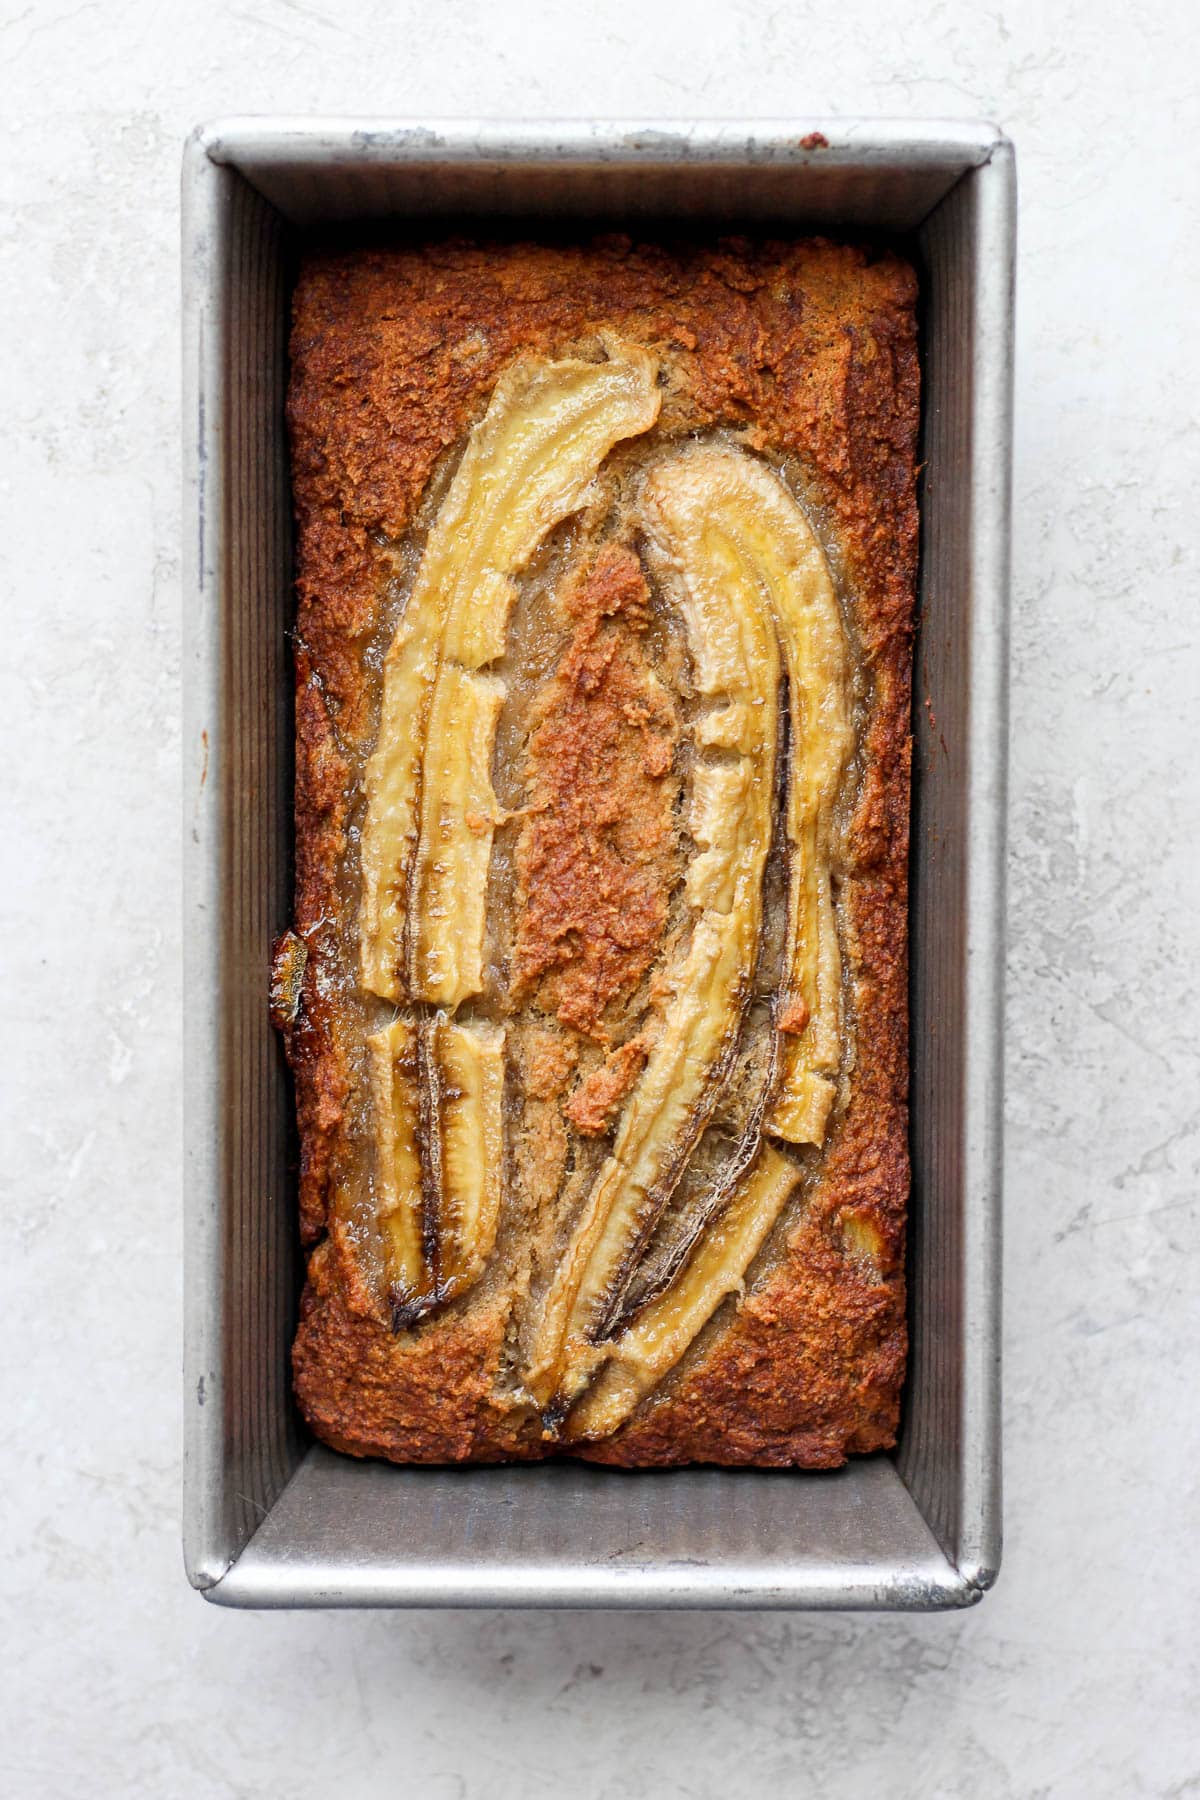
(278, 234, 918, 1467)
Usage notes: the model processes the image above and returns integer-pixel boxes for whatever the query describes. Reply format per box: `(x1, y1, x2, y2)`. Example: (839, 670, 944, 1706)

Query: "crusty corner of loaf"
(293, 1241, 543, 1465)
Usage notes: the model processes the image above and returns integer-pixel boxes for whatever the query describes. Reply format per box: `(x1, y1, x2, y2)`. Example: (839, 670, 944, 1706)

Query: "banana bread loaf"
(273, 233, 918, 1467)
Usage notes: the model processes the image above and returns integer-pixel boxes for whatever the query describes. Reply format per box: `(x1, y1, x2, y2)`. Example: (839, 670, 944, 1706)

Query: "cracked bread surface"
(278, 234, 917, 1467)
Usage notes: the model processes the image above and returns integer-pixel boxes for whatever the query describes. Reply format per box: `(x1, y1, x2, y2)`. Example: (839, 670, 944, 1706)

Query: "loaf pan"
(182, 118, 1014, 1609)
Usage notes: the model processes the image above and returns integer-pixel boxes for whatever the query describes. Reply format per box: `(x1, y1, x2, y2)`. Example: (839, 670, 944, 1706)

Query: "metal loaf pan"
(182, 118, 1014, 1610)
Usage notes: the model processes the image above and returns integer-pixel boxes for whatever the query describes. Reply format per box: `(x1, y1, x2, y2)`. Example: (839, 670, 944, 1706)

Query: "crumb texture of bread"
(511, 543, 680, 1038)
(281, 235, 918, 1469)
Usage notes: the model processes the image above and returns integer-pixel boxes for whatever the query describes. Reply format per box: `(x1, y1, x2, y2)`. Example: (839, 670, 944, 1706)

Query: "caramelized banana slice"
(527, 466, 782, 1417)
(408, 668, 505, 1006)
(685, 763, 754, 911)
(644, 445, 853, 1147)
(359, 349, 661, 1003)
(365, 1018, 427, 1310)
(564, 1144, 799, 1442)
(429, 1016, 507, 1297)
(368, 1014, 507, 1320)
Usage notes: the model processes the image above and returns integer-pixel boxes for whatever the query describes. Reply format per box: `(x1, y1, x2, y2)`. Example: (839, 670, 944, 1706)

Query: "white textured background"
(3, 1, 1197, 1794)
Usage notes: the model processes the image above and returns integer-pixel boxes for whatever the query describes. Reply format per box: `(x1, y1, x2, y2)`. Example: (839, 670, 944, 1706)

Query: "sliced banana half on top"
(532, 443, 853, 1437)
(354, 346, 661, 1321)
(359, 347, 662, 1008)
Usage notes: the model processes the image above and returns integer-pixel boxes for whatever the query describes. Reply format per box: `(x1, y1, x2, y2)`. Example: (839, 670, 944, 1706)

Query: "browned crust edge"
(281, 235, 917, 1468)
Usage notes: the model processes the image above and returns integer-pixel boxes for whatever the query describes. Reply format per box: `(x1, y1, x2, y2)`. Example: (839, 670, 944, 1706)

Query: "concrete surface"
(2, 0, 1197, 1794)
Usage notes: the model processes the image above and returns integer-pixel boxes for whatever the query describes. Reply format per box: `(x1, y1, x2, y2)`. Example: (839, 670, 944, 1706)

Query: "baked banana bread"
(274, 234, 918, 1467)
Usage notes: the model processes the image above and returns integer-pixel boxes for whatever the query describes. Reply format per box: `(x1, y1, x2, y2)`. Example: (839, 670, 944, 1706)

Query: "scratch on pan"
(923, 695, 948, 756)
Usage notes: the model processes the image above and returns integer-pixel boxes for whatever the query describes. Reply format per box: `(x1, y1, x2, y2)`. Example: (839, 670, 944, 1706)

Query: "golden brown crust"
(284, 234, 918, 1468)
(295, 1236, 538, 1462)
(512, 542, 679, 1039)
(564, 1035, 650, 1137)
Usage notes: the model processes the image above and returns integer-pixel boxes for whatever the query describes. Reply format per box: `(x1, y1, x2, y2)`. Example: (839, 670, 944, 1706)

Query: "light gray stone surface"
(2, 1, 1196, 1794)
